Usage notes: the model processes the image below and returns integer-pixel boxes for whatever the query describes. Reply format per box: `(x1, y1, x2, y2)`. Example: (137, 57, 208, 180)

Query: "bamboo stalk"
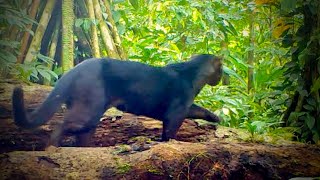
(17, 0, 41, 64)
(24, 0, 56, 63)
(87, 0, 101, 57)
(43, 12, 61, 85)
(247, 10, 255, 93)
(102, 0, 127, 59)
(92, 0, 119, 58)
(61, 0, 75, 72)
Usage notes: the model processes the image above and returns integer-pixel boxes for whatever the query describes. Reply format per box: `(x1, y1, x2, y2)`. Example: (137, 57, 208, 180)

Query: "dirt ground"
(0, 112, 217, 152)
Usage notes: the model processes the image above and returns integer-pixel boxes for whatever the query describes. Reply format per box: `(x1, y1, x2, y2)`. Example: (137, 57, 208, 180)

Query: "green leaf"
(53, 65, 63, 76)
(83, 19, 92, 31)
(38, 69, 51, 81)
(224, 98, 239, 107)
(311, 77, 320, 93)
(170, 43, 180, 53)
(306, 114, 315, 130)
(47, 70, 58, 80)
(186, 37, 196, 45)
(227, 21, 238, 36)
(75, 18, 83, 27)
(113, 11, 121, 22)
(129, 0, 139, 9)
(223, 66, 246, 86)
(228, 55, 248, 72)
(24, 25, 34, 35)
(114, 0, 125, 3)
(102, 13, 108, 20)
(303, 104, 314, 111)
(31, 68, 39, 80)
(306, 98, 316, 107)
(251, 121, 267, 133)
(281, 0, 296, 13)
(117, 24, 125, 35)
(298, 89, 308, 97)
(288, 112, 306, 122)
(0, 40, 19, 48)
(192, 9, 200, 21)
(36, 53, 54, 64)
(0, 50, 16, 63)
(313, 132, 319, 144)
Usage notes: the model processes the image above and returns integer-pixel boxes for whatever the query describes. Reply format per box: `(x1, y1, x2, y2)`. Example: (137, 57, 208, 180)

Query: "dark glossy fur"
(12, 54, 222, 146)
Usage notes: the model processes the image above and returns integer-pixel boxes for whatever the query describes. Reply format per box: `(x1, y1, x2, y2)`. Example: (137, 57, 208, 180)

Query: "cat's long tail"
(12, 75, 71, 129)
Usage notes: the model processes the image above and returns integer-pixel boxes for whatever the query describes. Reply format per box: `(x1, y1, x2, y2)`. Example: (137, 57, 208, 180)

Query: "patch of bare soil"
(1, 80, 320, 179)
(0, 113, 216, 152)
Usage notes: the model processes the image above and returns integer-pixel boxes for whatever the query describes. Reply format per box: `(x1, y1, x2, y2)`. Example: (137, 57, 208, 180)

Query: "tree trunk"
(61, 0, 75, 73)
(309, 1, 320, 120)
(92, 0, 119, 58)
(24, 0, 56, 63)
(17, 0, 41, 64)
(220, 41, 230, 85)
(86, 0, 101, 58)
(76, 0, 88, 17)
(247, 10, 255, 93)
(40, 0, 61, 59)
(301, 1, 320, 141)
(43, 14, 61, 85)
(102, 0, 127, 60)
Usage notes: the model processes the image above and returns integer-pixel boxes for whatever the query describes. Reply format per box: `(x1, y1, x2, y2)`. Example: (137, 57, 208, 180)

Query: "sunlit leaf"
(129, 0, 139, 9)
(170, 43, 180, 53)
(31, 67, 39, 80)
(223, 66, 246, 86)
(311, 77, 320, 93)
(102, 12, 108, 20)
(47, 70, 58, 80)
(226, 20, 238, 36)
(38, 69, 51, 81)
(251, 121, 267, 133)
(273, 24, 291, 38)
(192, 9, 200, 21)
(75, 18, 83, 27)
(36, 53, 55, 64)
(113, 11, 121, 22)
(255, 0, 276, 5)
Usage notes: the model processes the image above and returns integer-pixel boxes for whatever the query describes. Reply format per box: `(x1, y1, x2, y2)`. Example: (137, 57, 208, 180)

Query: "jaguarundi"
(12, 54, 223, 147)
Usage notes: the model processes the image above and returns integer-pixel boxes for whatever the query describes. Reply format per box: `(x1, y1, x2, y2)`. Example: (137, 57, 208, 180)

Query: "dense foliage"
(114, 0, 293, 140)
(277, 0, 320, 143)
(0, 0, 34, 77)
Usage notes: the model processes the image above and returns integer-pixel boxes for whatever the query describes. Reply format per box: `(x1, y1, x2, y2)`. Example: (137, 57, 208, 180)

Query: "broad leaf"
(223, 66, 246, 86)
(305, 114, 315, 130)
